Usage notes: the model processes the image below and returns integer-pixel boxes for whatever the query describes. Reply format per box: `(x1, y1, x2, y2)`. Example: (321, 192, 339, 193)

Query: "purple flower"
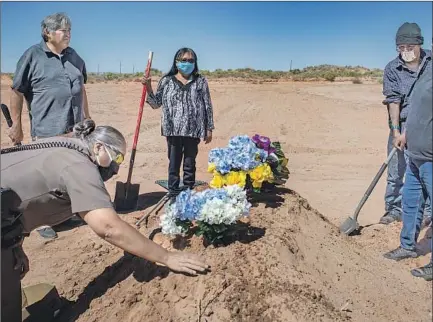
(252, 134, 276, 154)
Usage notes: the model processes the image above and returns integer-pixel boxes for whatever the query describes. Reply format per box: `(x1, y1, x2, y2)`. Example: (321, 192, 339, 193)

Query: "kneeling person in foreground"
(1, 119, 209, 322)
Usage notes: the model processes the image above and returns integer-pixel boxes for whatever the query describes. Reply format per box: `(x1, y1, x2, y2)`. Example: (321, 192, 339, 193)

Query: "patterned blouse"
(146, 75, 215, 139)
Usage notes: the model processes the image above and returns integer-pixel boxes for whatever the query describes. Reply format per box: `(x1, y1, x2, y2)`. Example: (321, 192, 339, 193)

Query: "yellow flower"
(252, 179, 263, 189)
(248, 164, 274, 188)
(207, 163, 216, 173)
(210, 173, 225, 188)
(224, 171, 247, 188)
(225, 171, 240, 186)
(238, 171, 247, 187)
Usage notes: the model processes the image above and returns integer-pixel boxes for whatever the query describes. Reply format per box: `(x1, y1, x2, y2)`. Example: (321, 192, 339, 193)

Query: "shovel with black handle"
(339, 147, 397, 235)
(1, 103, 22, 146)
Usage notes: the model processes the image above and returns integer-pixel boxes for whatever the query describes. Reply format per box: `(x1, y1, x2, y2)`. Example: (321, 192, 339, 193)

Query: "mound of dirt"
(22, 188, 426, 322)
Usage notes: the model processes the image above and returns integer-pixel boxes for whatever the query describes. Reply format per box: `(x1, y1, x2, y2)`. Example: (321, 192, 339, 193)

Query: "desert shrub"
(104, 72, 117, 81)
(324, 72, 336, 82)
(12, 64, 383, 84)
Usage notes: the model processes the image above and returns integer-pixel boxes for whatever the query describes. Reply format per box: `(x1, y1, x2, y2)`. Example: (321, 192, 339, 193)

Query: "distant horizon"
(1, 2, 432, 73)
(1, 63, 385, 75)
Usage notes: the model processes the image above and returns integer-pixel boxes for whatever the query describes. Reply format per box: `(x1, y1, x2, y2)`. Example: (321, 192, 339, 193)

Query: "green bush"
(27, 64, 384, 84)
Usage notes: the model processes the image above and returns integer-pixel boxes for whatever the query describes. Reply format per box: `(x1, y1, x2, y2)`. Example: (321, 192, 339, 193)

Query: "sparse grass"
(2, 65, 384, 84)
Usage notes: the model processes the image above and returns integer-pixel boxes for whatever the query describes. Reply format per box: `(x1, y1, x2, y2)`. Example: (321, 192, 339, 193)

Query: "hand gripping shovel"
(113, 51, 154, 212)
(340, 147, 397, 235)
(1, 103, 22, 146)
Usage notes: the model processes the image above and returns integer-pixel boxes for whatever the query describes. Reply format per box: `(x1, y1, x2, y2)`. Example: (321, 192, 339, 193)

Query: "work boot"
(379, 212, 402, 225)
(411, 263, 433, 281)
(36, 226, 57, 239)
(383, 247, 418, 261)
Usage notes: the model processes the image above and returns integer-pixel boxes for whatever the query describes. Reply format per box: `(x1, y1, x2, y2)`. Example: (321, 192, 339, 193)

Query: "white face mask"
(401, 50, 416, 63)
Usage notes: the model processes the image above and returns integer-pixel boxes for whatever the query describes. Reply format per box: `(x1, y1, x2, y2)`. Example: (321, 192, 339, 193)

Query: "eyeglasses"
(177, 58, 195, 64)
(396, 45, 416, 52)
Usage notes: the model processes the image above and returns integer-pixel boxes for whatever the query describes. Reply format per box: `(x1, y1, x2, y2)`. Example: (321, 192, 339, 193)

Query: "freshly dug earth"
(1, 79, 432, 321)
(21, 190, 432, 322)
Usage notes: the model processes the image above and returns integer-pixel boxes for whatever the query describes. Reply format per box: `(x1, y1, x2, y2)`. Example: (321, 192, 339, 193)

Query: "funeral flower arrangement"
(160, 185, 251, 245)
(207, 134, 290, 192)
(159, 134, 289, 245)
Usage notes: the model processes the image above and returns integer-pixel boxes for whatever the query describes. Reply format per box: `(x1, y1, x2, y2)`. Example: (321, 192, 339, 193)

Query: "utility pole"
(97, 64, 100, 75)
(119, 61, 122, 75)
(289, 60, 292, 72)
(133, 64, 135, 74)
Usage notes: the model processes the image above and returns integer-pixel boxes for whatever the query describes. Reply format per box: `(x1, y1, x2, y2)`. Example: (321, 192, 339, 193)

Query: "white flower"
(160, 204, 184, 236)
(160, 184, 252, 236)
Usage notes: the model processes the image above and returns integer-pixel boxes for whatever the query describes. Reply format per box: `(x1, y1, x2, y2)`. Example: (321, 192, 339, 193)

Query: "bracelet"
(390, 124, 400, 131)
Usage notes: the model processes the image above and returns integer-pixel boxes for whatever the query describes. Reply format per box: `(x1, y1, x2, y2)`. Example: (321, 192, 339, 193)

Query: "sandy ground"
(1, 76, 432, 321)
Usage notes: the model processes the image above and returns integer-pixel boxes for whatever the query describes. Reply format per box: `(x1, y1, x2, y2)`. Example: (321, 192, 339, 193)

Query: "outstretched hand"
(165, 251, 210, 275)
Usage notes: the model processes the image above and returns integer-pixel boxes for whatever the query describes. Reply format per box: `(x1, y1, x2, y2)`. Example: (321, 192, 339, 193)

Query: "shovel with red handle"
(114, 51, 154, 212)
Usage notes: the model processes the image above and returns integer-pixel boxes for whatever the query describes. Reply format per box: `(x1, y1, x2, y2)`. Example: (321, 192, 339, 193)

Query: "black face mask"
(98, 161, 120, 182)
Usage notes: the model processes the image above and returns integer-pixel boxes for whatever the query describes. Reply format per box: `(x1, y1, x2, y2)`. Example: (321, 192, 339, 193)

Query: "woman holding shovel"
(1, 119, 209, 322)
(142, 47, 215, 199)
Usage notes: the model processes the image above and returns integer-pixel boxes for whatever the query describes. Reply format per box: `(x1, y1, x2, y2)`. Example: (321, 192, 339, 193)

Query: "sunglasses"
(177, 58, 195, 64)
(102, 143, 125, 165)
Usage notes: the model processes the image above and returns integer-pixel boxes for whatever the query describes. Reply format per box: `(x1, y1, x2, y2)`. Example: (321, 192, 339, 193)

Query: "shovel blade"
(22, 283, 62, 321)
(339, 217, 360, 235)
(113, 181, 140, 212)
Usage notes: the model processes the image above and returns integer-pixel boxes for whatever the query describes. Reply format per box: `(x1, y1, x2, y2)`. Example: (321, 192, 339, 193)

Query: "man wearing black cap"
(380, 22, 432, 227)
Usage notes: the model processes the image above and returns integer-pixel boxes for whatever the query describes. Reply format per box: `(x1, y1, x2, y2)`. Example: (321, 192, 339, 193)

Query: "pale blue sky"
(1, 1, 432, 73)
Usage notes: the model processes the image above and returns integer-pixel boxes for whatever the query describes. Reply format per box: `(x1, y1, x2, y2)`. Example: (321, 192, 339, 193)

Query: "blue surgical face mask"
(176, 62, 195, 75)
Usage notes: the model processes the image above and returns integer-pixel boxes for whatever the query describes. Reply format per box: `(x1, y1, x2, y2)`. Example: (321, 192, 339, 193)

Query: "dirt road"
(1, 77, 431, 321)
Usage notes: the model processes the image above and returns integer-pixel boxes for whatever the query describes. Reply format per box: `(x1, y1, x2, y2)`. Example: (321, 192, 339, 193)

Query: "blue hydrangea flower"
(208, 135, 266, 173)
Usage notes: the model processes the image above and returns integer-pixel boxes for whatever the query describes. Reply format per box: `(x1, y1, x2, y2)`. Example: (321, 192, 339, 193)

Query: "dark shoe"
(379, 212, 402, 225)
(411, 263, 433, 281)
(62, 215, 85, 227)
(383, 247, 418, 261)
(36, 226, 58, 239)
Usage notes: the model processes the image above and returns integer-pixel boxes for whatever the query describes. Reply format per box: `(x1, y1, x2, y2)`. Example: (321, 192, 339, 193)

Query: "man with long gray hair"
(8, 12, 90, 239)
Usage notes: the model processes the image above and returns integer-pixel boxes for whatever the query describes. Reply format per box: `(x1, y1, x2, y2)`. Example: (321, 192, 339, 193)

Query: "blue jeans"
(385, 126, 431, 217)
(400, 159, 433, 262)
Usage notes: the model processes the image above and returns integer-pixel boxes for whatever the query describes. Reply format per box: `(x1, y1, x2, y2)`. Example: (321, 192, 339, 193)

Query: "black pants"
(1, 246, 22, 322)
(166, 136, 200, 193)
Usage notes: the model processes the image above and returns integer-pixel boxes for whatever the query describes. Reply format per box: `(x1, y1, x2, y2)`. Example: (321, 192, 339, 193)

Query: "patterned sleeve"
(382, 64, 401, 105)
(202, 77, 215, 131)
(146, 76, 169, 109)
